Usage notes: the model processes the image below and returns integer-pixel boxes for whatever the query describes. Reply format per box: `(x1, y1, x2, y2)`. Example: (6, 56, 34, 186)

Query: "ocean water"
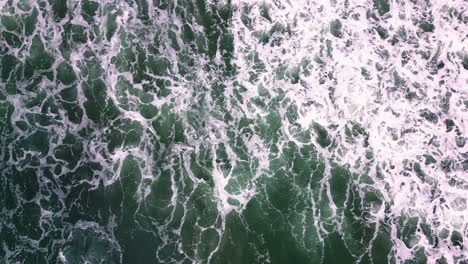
(0, 0, 467, 263)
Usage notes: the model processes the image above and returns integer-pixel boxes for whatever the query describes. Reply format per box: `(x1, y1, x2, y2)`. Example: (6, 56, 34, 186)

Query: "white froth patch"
(230, 0, 468, 260)
(58, 252, 67, 263)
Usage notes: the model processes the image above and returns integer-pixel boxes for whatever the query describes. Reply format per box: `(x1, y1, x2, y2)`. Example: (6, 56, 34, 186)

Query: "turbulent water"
(0, 0, 467, 263)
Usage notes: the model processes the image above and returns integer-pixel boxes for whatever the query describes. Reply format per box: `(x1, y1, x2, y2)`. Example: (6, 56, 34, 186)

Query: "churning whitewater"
(0, 0, 467, 263)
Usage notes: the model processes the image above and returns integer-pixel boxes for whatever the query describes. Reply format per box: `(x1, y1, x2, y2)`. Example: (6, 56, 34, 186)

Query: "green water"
(1, 0, 467, 263)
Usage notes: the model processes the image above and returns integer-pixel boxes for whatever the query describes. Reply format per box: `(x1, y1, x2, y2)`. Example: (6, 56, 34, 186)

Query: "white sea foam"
(2, 0, 466, 262)
(229, 0, 467, 261)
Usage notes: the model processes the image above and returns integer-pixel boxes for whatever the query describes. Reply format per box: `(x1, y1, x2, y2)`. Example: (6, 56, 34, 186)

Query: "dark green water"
(0, 0, 467, 263)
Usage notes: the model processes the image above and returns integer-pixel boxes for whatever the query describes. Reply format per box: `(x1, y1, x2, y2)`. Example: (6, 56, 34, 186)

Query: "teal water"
(0, 0, 467, 263)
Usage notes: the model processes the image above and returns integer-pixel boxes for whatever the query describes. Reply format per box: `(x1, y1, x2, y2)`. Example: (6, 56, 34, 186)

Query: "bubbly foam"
(229, 0, 468, 262)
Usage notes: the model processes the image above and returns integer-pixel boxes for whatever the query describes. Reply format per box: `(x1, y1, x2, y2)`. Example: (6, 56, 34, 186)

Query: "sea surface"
(0, 0, 467, 263)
